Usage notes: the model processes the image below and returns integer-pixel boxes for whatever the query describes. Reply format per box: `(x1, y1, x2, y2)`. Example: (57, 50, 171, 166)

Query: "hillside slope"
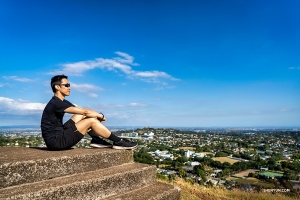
(158, 179, 299, 200)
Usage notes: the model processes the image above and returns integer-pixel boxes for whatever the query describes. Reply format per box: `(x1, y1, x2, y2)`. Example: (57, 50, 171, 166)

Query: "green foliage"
(178, 168, 188, 178)
(156, 173, 167, 181)
(168, 174, 176, 183)
(222, 168, 231, 177)
(133, 147, 155, 165)
(222, 162, 232, 169)
(292, 153, 300, 159)
(215, 151, 228, 157)
(283, 170, 298, 181)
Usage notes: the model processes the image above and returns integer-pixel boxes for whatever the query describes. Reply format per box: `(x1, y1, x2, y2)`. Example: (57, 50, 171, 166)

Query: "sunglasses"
(60, 83, 71, 87)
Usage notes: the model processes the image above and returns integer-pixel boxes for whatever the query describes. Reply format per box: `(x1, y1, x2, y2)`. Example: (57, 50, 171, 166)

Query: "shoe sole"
(90, 144, 112, 148)
(112, 145, 137, 150)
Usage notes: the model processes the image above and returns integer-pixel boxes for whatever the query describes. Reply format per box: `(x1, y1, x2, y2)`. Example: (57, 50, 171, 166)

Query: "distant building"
(193, 153, 206, 158)
(141, 131, 154, 140)
(260, 167, 268, 171)
(189, 161, 201, 166)
(121, 131, 139, 138)
(154, 150, 174, 160)
(185, 150, 195, 158)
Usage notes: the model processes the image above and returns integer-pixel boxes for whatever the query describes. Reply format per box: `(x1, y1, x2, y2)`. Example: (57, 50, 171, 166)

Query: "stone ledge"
(103, 182, 181, 200)
(0, 163, 157, 199)
(0, 147, 133, 188)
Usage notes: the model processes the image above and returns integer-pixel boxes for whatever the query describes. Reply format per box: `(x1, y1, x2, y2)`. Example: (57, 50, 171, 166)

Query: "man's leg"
(74, 117, 112, 138)
(74, 117, 137, 150)
(71, 114, 85, 123)
(71, 114, 103, 138)
(70, 114, 112, 148)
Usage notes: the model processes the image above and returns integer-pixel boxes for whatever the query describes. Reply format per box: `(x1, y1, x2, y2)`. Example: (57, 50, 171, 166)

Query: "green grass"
(259, 172, 284, 178)
(234, 177, 275, 188)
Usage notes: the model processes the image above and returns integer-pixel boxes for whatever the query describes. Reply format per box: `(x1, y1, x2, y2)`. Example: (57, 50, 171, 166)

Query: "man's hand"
(97, 113, 106, 122)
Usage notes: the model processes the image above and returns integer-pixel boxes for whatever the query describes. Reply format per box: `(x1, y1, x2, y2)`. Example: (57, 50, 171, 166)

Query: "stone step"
(0, 163, 157, 199)
(0, 147, 133, 188)
(103, 182, 181, 200)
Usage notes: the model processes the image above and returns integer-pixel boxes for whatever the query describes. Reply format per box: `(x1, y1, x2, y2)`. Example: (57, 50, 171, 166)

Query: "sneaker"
(113, 139, 137, 150)
(90, 138, 113, 148)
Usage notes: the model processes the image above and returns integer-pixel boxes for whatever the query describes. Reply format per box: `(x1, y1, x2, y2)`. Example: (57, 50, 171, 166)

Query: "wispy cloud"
(0, 97, 45, 112)
(288, 66, 300, 70)
(3, 76, 35, 82)
(100, 102, 148, 109)
(88, 93, 98, 98)
(48, 52, 179, 83)
(70, 82, 103, 92)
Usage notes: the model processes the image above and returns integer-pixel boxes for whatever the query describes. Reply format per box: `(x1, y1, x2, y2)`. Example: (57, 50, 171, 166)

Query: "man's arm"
(64, 106, 105, 121)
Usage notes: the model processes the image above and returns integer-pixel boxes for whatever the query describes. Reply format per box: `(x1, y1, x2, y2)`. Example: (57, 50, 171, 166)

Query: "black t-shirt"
(41, 96, 74, 140)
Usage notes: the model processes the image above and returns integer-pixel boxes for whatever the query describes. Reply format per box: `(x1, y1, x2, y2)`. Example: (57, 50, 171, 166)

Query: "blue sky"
(0, 0, 299, 127)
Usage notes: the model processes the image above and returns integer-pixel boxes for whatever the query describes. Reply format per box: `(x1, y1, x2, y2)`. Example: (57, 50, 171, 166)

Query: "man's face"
(58, 78, 71, 96)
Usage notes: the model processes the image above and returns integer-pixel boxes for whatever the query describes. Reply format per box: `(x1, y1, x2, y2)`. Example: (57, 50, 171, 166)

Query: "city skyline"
(0, 0, 299, 127)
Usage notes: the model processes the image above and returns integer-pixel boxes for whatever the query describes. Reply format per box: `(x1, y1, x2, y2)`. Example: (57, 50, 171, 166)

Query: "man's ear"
(55, 85, 60, 90)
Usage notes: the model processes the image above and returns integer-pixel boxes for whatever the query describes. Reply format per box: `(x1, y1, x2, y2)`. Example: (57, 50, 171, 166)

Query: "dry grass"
(179, 147, 196, 150)
(212, 157, 240, 164)
(158, 178, 299, 200)
(232, 169, 259, 178)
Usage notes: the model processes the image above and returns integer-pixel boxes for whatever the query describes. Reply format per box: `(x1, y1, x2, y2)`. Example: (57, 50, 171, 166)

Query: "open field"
(227, 176, 275, 188)
(233, 177, 275, 188)
(212, 157, 240, 164)
(232, 169, 259, 178)
(200, 152, 214, 155)
(259, 171, 284, 178)
(179, 147, 196, 150)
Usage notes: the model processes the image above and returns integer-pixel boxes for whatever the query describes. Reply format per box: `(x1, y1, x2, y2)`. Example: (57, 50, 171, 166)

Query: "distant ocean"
(0, 125, 40, 130)
(0, 125, 298, 131)
(0, 125, 144, 131)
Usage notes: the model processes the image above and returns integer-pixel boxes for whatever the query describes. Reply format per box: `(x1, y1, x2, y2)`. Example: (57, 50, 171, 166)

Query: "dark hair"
(51, 75, 68, 92)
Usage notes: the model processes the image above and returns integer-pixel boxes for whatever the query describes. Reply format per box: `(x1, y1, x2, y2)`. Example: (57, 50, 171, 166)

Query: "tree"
(178, 168, 187, 178)
(215, 152, 228, 157)
(283, 170, 298, 181)
(196, 169, 207, 182)
(176, 156, 188, 164)
(222, 168, 231, 177)
(133, 147, 155, 164)
(292, 153, 300, 159)
(168, 174, 176, 183)
(222, 162, 231, 169)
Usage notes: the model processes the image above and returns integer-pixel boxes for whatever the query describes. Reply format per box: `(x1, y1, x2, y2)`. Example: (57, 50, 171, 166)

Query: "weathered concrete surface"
(0, 163, 157, 199)
(0, 147, 180, 200)
(103, 182, 181, 200)
(0, 147, 133, 188)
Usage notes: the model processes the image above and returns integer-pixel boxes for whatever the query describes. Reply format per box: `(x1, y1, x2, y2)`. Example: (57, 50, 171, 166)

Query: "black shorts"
(45, 119, 84, 150)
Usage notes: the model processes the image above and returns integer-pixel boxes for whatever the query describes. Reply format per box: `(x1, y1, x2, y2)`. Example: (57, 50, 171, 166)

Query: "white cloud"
(48, 52, 179, 83)
(70, 82, 103, 92)
(0, 97, 45, 112)
(3, 76, 35, 82)
(133, 70, 171, 78)
(128, 102, 147, 107)
(100, 103, 148, 108)
(288, 66, 300, 70)
(114, 51, 139, 66)
(88, 93, 98, 98)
